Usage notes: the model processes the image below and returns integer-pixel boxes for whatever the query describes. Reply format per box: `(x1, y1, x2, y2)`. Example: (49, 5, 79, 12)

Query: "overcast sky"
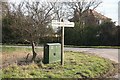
(96, 0, 119, 25)
(8, 0, 120, 25)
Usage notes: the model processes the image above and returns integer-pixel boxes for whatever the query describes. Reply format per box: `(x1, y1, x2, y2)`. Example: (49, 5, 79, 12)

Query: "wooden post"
(61, 25, 64, 66)
(61, 19, 64, 66)
(51, 19, 74, 66)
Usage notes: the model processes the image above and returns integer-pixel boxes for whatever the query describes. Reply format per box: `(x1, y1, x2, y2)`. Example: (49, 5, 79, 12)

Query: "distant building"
(118, 1, 120, 25)
(69, 9, 111, 26)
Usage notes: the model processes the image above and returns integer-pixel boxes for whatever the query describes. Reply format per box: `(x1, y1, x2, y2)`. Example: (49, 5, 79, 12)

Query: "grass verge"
(65, 45, 120, 49)
(2, 46, 43, 54)
(2, 51, 115, 78)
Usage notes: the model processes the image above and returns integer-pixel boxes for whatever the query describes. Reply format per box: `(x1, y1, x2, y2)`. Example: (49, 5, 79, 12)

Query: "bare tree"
(7, 0, 101, 63)
(62, 0, 102, 42)
(64, 0, 102, 23)
(10, 1, 57, 62)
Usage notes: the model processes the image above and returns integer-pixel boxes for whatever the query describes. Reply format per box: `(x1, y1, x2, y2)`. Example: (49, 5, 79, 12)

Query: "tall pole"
(61, 19, 64, 66)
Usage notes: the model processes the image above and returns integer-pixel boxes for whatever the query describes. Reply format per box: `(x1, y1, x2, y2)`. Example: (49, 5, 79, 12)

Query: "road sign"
(51, 20, 74, 66)
(52, 21, 74, 27)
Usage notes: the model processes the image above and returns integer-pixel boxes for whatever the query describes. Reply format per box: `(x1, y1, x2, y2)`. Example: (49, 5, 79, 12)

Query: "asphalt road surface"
(3, 46, 119, 63)
(65, 48, 119, 63)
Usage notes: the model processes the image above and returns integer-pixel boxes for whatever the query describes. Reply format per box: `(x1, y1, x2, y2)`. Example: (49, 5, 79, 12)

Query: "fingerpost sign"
(52, 19, 74, 66)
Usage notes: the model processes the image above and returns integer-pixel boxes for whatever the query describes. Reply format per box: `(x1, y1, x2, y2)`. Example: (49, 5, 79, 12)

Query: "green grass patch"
(2, 46, 43, 54)
(65, 45, 120, 49)
(2, 51, 115, 78)
(2, 47, 30, 53)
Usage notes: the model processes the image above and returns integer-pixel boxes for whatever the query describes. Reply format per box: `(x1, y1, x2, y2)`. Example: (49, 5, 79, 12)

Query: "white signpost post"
(52, 19, 74, 66)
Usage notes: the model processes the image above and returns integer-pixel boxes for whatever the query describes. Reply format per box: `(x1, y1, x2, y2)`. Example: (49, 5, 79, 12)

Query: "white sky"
(7, 0, 120, 25)
(96, 0, 119, 25)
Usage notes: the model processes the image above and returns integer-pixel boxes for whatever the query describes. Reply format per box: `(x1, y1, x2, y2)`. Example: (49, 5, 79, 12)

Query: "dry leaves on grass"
(2, 50, 43, 68)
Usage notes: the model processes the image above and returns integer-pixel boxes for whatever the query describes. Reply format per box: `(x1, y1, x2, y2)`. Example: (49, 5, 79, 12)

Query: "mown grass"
(2, 51, 115, 78)
(2, 46, 43, 54)
(2, 47, 30, 53)
(65, 45, 120, 49)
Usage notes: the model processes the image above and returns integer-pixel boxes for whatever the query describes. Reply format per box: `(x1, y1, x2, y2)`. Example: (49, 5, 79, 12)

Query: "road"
(3, 45, 119, 63)
(65, 48, 119, 63)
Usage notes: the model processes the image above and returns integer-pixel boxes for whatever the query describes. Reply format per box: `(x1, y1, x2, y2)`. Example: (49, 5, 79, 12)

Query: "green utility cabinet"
(43, 43, 61, 64)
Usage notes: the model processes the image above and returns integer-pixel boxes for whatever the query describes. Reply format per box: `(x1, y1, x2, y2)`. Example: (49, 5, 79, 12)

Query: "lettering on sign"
(52, 21, 74, 27)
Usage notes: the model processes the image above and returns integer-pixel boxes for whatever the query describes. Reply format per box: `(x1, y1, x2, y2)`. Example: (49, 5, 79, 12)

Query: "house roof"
(89, 9, 111, 20)
(69, 9, 111, 22)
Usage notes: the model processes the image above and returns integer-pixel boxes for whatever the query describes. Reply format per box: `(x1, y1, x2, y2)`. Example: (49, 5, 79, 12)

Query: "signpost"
(52, 21, 75, 27)
(52, 19, 74, 66)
